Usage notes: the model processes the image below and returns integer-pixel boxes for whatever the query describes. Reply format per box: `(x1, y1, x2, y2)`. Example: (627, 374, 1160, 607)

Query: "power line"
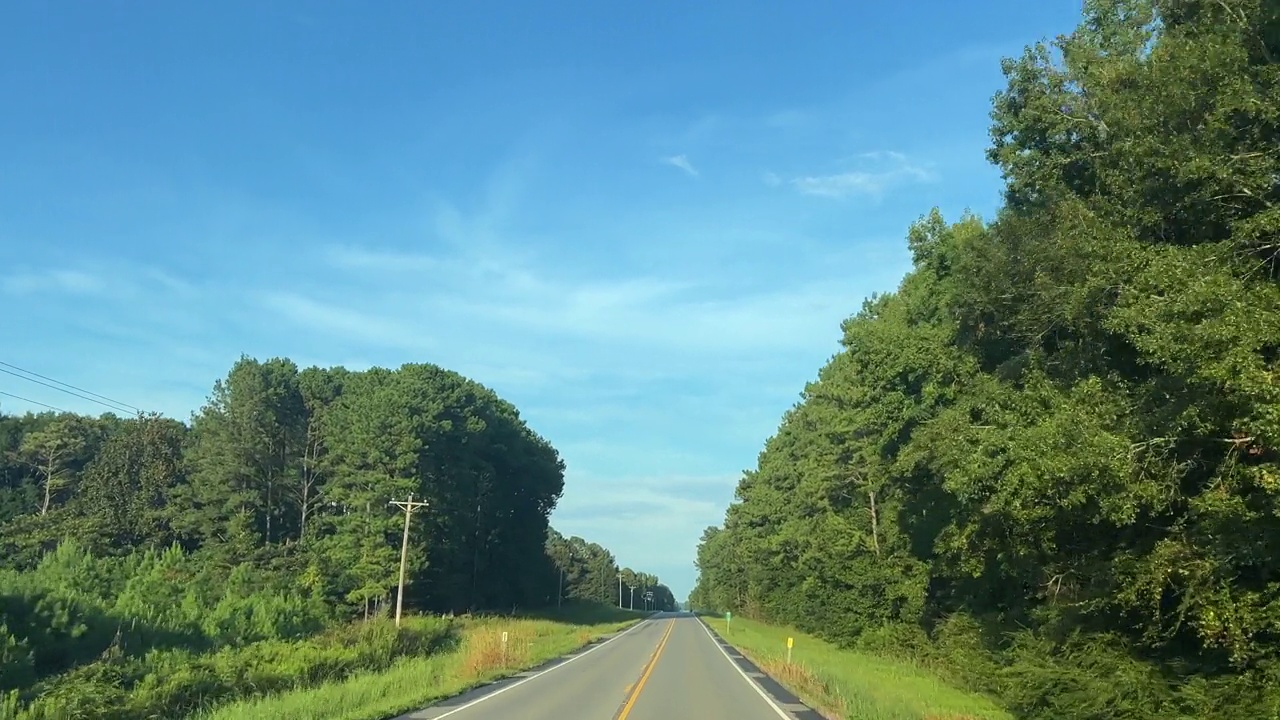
(0, 368, 135, 415)
(0, 361, 143, 413)
(0, 362, 142, 415)
(0, 391, 68, 414)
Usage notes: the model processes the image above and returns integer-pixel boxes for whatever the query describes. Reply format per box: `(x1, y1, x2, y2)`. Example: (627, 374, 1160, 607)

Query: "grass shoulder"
(701, 614, 1010, 720)
(194, 603, 647, 720)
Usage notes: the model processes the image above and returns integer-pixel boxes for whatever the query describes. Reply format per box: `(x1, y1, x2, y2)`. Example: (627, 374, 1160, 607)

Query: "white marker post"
(786, 636, 793, 665)
(726, 611, 732, 632)
(501, 631, 508, 665)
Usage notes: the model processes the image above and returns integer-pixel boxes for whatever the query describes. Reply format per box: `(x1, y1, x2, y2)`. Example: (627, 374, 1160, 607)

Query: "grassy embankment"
(703, 615, 1010, 720)
(0, 603, 645, 720)
(195, 604, 648, 720)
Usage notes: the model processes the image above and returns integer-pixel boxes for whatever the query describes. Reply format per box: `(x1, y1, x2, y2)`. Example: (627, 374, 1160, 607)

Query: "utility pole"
(389, 493, 429, 628)
(558, 550, 575, 609)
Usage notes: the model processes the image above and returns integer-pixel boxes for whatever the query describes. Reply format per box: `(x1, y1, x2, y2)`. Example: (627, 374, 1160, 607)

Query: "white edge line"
(431, 616, 654, 719)
(697, 617, 794, 719)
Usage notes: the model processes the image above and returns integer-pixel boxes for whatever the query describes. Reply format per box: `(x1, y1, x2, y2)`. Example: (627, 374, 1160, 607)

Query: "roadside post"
(726, 611, 732, 632)
(501, 631, 508, 665)
(787, 636, 793, 665)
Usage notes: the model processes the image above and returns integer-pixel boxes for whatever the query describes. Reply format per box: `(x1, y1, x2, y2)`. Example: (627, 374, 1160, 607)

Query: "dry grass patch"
(757, 656, 849, 718)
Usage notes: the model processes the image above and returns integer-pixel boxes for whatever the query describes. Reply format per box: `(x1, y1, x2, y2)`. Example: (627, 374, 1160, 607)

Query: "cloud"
(661, 154, 699, 177)
(311, 241, 867, 360)
(793, 172, 890, 198)
(314, 175, 902, 363)
(783, 150, 936, 200)
(2, 268, 109, 296)
(0, 259, 205, 304)
(763, 109, 812, 129)
(323, 246, 440, 273)
(551, 471, 738, 588)
(258, 291, 436, 351)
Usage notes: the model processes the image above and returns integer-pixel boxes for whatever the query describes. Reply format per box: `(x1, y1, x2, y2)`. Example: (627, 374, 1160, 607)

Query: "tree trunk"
(299, 427, 321, 540)
(266, 477, 272, 543)
(868, 488, 881, 556)
(39, 456, 57, 516)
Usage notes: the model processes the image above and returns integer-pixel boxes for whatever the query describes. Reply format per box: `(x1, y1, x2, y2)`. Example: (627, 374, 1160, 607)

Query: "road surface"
(400, 612, 821, 720)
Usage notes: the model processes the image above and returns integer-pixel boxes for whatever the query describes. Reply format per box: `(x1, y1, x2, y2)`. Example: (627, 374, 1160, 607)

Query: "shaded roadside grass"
(2, 615, 456, 720)
(196, 607, 641, 720)
(703, 616, 1010, 720)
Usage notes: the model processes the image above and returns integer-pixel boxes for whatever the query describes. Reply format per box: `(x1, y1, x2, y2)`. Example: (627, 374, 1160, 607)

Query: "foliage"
(692, 1, 1280, 718)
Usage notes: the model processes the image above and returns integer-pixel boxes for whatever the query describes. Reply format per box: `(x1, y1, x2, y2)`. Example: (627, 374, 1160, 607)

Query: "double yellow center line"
(615, 620, 676, 719)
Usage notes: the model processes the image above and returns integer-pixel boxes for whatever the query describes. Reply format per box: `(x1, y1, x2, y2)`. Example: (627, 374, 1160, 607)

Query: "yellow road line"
(616, 620, 676, 719)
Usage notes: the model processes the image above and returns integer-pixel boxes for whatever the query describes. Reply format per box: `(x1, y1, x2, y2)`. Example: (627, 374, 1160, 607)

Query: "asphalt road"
(401, 612, 820, 720)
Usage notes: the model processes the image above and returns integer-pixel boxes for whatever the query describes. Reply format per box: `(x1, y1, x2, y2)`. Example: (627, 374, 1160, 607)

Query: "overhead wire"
(0, 361, 143, 413)
(0, 390, 68, 414)
(0, 367, 136, 415)
(0, 361, 144, 415)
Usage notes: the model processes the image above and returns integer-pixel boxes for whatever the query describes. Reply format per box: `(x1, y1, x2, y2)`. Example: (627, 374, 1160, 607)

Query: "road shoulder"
(697, 618, 827, 720)
(396, 620, 648, 720)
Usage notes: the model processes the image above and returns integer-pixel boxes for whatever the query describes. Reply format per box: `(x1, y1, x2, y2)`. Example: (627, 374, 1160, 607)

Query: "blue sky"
(0, 1, 1083, 599)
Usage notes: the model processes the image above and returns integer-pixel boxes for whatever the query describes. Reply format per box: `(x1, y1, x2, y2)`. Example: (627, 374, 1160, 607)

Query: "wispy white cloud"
(313, 240, 866, 359)
(783, 150, 937, 200)
(855, 150, 909, 163)
(323, 246, 441, 273)
(138, 267, 199, 297)
(1, 260, 204, 303)
(2, 268, 110, 296)
(662, 154, 699, 177)
(763, 109, 812, 129)
(793, 172, 889, 198)
(258, 291, 436, 352)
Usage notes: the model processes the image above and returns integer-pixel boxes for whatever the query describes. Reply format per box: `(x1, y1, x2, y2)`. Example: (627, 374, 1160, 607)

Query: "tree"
(293, 366, 346, 542)
(694, 2, 1280, 715)
(15, 414, 97, 516)
(73, 414, 186, 552)
(175, 357, 307, 548)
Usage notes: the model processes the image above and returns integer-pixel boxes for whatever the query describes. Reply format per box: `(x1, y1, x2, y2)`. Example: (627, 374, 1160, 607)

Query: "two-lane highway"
(402, 612, 812, 719)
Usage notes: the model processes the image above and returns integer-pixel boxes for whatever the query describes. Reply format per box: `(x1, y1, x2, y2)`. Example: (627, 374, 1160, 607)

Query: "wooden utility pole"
(389, 493, 429, 628)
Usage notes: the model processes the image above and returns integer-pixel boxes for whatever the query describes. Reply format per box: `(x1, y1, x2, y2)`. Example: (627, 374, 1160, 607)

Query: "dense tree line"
(0, 356, 672, 713)
(692, 1, 1279, 718)
(546, 529, 677, 612)
(0, 356, 673, 612)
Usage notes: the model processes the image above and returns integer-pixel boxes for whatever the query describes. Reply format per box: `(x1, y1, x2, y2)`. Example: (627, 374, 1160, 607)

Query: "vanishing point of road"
(398, 612, 822, 720)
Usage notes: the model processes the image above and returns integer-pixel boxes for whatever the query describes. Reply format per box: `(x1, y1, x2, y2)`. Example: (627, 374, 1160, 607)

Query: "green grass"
(195, 604, 646, 720)
(704, 616, 1011, 720)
